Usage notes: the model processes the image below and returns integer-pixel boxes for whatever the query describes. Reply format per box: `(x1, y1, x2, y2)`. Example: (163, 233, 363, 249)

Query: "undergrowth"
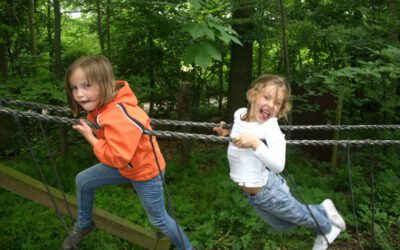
(0, 140, 399, 249)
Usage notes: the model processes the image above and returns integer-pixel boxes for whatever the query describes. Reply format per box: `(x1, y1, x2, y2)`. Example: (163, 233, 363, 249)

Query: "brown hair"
(242, 74, 291, 121)
(65, 55, 116, 117)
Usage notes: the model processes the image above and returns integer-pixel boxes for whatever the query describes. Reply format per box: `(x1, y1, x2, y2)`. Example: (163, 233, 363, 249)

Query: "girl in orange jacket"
(61, 55, 192, 250)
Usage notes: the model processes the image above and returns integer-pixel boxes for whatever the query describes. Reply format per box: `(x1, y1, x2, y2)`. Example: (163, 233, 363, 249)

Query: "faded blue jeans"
(245, 172, 331, 235)
(75, 163, 192, 250)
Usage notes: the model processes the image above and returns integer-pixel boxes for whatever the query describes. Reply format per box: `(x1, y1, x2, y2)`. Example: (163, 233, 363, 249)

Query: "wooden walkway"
(0, 163, 171, 250)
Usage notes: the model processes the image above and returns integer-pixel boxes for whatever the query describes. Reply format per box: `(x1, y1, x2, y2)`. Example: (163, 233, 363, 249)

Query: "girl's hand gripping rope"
(233, 133, 261, 150)
(213, 121, 231, 137)
(72, 119, 98, 146)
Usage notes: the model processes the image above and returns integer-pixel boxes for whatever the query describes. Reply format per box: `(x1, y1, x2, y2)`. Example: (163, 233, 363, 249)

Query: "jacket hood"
(88, 80, 138, 118)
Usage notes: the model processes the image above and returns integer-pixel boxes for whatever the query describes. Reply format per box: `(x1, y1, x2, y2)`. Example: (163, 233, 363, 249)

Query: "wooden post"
(0, 114, 14, 154)
(60, 125, 68, 159)
(0, 163, 171, 250)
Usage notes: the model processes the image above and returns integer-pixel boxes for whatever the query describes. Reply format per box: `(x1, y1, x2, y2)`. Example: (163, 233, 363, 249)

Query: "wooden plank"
(0, 163, 171, 250)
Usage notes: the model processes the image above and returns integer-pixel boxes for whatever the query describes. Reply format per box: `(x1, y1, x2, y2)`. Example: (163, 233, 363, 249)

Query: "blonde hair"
(65, 55, 116, 117)
(243, 74, 291, 121)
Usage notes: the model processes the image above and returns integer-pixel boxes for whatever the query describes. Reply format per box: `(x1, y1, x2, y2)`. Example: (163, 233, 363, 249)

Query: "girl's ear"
(247, 90, 257, 103)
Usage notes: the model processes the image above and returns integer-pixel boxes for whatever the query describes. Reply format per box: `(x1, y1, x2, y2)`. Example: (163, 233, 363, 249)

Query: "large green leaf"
(181, 23, 205, 39)
(189, 0, 201, 9)
(202, 40, 221, 61)
(184, 43, 212, 69)
(181, 22, 215, 40)
(195, 51, 212, 69)
(183, 41, 221, 69)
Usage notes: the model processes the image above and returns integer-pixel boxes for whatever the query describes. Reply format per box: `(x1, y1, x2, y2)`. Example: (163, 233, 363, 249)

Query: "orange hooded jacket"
(87, 81, 165, 181)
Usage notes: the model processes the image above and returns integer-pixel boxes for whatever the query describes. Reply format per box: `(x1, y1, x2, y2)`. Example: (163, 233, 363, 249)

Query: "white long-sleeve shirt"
(228, 108, 286, 187)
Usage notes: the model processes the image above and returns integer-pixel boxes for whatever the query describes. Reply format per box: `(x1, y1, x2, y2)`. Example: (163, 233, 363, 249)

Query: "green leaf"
(183, 42, 219, 69)
(230, 35, 243, 45)
(221, 33, 242, 45)
(181, 23, 205, 39)
(181, 22, 215, 40)
(202, 40, 221, 61)
(216, 28, 231, 44)
(224, 26, 239, 36)
(189, 0, 201, 9)
(195, 50, 212, 69)
(200, 23, 215, 40)
(210, 24, 242, 45)
(184, 43, 199, 59)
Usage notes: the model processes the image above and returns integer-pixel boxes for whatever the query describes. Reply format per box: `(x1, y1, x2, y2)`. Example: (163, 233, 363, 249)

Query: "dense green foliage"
(1, 0, 399, 121)
(1, 0, 399, 249)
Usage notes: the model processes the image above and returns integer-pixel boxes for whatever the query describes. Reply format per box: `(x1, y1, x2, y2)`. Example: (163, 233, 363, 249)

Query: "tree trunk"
(53, 0, 66, 157)
(331, 93, 343, 168)
(257, 42, 262, 76)
(28, 0, 37, 69)
(278, 0, 293, 134)
(148, 66, 155, 116)
(0, 37, 8, 82)
(255, 0, 265, 77)
(106, 0, 111, 52)
(53, 0, 62, 76)
(176, 82, 192, 168)
(279, 0, 290, 81)
(386, 0, 399, 124)
(218, 56, 224, 111)
(148, 38, 155, 116)
(226, 3, 255, 122)
(96, 0, 104, 53)
(388, 0, 399, 43)
(47, 1, 53, 72)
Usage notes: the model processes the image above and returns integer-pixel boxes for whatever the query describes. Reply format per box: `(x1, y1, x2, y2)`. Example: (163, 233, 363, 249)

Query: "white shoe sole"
(312, 225, 341, 250)
(322, 199, 346, 231)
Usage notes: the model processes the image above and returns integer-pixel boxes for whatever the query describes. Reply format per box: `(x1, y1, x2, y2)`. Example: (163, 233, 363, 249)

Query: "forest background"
(0, 0, 399, 249)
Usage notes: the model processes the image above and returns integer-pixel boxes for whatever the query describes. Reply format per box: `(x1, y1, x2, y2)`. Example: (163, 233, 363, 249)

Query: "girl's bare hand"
(72, 119, 98, 146)
(72, 119, 93, 137)
(213, 121, 231, 136)
(233, 132, 260, 150)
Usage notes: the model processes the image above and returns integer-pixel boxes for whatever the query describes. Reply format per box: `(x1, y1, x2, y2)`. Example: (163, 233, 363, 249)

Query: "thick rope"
(2, 99, 394, 248)
(370, 146, 376, 249)
(2, 99, 400, 131)
(38, 121, 74, 220)
(12, 115, 72, 237)
(346, 143, 364, 250)
(0, 106, 99, 128)
(282, 169, 330, 245)
(148, 134, 186, 249)
(1, 107, 400, 146)
(0, 98, 70, 114)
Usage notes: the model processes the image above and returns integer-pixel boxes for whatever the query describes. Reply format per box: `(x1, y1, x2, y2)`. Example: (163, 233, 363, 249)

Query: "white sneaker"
(312, 225, 341, 250)
(322, 199, 346, 231)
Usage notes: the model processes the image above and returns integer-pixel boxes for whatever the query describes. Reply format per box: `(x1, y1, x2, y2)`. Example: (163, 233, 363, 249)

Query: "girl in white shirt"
(214, 74, 346, 250)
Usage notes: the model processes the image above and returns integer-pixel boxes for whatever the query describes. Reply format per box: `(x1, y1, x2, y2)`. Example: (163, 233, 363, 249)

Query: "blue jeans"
(245, 172, 331, 234)
(75, 163, 192, 250)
